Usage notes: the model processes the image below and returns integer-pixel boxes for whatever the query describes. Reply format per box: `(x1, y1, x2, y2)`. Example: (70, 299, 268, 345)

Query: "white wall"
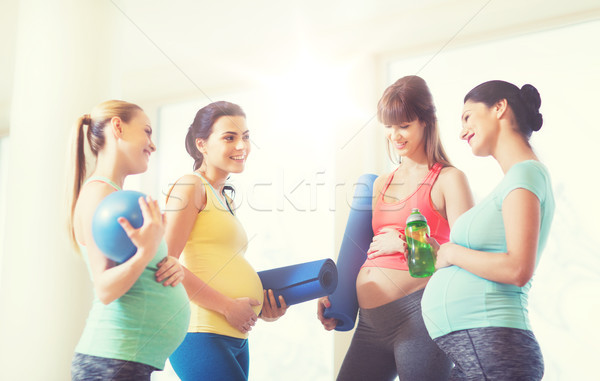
(0, 137, 8, 279)
(0, 1, 118, 379)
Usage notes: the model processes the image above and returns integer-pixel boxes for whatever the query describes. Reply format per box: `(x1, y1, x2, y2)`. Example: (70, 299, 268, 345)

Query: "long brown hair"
(66, 100, 143, 249)
(377, 75, 451, 168)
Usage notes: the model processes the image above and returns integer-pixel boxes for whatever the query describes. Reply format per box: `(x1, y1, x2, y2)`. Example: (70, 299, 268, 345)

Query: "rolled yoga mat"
(323, 173, 377, 331)
(258, 258, 338, 308)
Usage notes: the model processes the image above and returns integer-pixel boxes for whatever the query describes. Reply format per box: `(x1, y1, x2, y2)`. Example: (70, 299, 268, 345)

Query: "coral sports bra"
(362, 163, 450, 271)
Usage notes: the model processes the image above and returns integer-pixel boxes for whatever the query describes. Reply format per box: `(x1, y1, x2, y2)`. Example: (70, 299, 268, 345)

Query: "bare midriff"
(356, 266, 430, 309)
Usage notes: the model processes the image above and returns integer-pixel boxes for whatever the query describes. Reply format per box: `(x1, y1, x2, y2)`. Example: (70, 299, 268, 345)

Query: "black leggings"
(434, 327, 544, 381)
(337, 289, 452, 380)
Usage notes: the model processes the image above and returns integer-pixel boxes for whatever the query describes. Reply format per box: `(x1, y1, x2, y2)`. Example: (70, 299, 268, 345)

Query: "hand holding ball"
(92, 190, 146, 262)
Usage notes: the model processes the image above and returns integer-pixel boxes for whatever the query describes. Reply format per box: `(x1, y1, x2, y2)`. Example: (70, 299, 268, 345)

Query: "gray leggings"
(337, 289, 452, 381)
(71, 353, 157, 381)
(434, 327, 544, 381)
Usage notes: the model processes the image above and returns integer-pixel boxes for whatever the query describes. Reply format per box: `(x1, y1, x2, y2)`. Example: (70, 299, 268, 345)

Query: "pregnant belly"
(199, 256, 264, 313)
(356, 267, 429, 309)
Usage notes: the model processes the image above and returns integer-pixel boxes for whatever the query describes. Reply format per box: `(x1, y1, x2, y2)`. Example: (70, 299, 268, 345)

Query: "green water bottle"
(405, 208, 435, 278)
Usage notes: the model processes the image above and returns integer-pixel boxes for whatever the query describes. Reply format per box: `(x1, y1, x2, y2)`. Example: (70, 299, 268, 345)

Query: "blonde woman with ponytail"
(67, 100, 189, 381)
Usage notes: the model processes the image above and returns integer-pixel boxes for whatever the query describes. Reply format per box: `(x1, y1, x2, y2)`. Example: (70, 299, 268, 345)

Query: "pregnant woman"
(318, 76, 474, 380)
(421, 80, 554, 380)
(166, 101, 287, 381)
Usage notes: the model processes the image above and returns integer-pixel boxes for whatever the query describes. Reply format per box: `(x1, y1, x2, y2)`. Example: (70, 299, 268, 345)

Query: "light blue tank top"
(75, 176, 190, 369)
(421, 161, 555, 339)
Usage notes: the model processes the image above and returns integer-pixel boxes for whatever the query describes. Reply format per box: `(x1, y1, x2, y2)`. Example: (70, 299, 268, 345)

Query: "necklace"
(194, 172, 235, 216)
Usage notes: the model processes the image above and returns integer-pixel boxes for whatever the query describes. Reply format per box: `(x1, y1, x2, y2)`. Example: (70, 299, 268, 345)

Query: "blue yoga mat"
(323, 173, 377, 331)
(257, 259, 338, 308)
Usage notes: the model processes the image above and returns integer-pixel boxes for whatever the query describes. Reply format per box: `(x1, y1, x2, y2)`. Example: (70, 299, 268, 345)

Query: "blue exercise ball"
(92, 190, 146, 262)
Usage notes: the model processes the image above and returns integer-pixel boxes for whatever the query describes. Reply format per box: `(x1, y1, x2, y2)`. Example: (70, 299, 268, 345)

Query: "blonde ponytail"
(66, 101, 143, 250)
(67, 115, 89, 250)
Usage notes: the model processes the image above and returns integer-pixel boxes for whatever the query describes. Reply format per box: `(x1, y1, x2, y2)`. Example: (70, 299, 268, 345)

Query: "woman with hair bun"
(421, 81, 554, 380)
(165, 101, 287, 381)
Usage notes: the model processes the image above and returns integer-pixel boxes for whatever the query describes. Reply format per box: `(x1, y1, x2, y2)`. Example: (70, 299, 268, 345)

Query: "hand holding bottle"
(405, 208, 436, 277)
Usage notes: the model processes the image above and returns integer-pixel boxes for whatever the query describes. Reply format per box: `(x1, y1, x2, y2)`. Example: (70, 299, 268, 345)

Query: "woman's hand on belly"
(155, 256, 185, 286)
(368, 227, 407, 259)
(223, 297, 261, 334)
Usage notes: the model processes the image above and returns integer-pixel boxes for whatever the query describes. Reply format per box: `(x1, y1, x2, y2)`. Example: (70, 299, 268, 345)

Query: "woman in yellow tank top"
(165, 101, 288, 381)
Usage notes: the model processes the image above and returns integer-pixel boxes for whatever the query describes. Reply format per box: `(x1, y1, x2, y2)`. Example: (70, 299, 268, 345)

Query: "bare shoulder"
(77, 181, 118, 214)
(373, 173, 387, 188)
(175, 173, 204, 186)
(372, 173, 389, 194)
(438, 166, 469, 187)
(370, 173, 392, 205)
(168, 174, 205, 195)
(166, 173, 206, 211)
(437, 166, 475, 217)
(73, 181, 118, 243)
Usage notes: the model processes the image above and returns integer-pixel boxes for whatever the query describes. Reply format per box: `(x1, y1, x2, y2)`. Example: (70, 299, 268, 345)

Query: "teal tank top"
(421, 161, 555, 339)
(75, 176, 190, 369)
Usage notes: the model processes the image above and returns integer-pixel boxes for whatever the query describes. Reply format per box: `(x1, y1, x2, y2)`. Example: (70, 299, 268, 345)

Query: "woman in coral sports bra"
(318, 76, 474, 380)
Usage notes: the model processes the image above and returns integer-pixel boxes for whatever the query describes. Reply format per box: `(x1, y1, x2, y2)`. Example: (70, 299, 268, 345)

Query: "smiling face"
(384, 119, 426, 158)
(119, 110, 156, 174)
(197, 115, 250, 175)
(460, 100, 500, 157)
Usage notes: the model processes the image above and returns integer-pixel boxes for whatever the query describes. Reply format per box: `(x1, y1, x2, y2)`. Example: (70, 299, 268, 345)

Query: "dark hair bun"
(520, 84, 543, 132)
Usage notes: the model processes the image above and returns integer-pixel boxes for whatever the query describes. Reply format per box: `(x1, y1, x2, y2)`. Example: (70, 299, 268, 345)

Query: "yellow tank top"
(175, 173, 263, 339)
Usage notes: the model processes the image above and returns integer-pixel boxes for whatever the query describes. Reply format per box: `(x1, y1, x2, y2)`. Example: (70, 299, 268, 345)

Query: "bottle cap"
(406, 208, 427, 224)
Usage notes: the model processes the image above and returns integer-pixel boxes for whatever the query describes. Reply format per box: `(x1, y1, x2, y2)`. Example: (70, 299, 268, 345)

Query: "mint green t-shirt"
(75, 240, 190, 369)
(421, 160, 555, 339)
